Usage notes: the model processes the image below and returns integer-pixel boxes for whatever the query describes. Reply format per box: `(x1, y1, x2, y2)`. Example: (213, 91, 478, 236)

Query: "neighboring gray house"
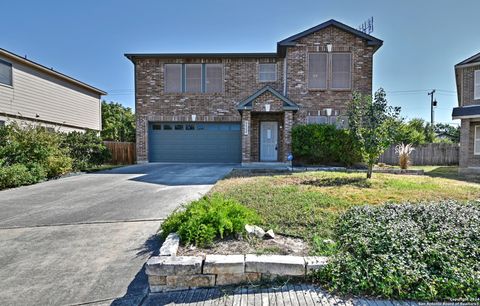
(453, 51, 480, 173)
(126, 19, 383, 164)
(0, 48, 106, 132)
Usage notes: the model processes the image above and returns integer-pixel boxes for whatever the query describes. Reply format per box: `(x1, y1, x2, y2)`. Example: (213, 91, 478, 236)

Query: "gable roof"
(277, 19, 383, 56)
(455, 51, 480, 68)
(0, 48, 106, 95)
(236, 86, 299, 111)
(125, 19, 383, 61)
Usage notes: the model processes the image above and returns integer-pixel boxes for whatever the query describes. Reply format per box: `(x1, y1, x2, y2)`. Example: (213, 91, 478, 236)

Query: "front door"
(260, 121, 278, 161)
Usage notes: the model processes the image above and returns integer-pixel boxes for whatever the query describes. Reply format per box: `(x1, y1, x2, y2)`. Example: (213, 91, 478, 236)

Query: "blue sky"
(2, 0, 479, 126)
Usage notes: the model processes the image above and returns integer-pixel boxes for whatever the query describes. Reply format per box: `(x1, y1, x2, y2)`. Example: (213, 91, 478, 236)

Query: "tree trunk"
(367, 163, 373, 179)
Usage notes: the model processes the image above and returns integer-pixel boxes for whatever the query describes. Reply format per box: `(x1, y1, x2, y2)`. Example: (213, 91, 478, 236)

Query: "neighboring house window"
(308, 53, 327, 89)
(205, 64, 223, 93)
(331, 53, 352, 89)
(165, 63, 223, 93)
(165, 64, 182, 93)
(475, 70, 480, 100)
(475, 125, 480, 155)
(258, 63, 277, 82)
(0, 59, 13, 86)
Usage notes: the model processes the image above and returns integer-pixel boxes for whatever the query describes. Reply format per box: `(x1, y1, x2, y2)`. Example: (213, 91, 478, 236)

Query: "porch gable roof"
(236, 86, 299, 111)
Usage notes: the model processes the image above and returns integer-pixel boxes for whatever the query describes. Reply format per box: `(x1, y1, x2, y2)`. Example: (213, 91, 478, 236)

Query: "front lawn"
(210, 170, 480, 254)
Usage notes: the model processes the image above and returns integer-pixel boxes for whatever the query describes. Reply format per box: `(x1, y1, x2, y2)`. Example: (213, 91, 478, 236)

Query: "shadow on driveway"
(94, 163, 238, 186)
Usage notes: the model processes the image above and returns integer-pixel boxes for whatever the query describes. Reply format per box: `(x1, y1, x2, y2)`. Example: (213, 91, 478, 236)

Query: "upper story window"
(308, 52, 352, 90)
(0, 59, 13, 86)
(164, 63, 223, 93)
(331, 53, 352, 89)
(475, 70, 480, 100)
(165, 64, 182, 93)
(205, 64, 223, 93)
(308, 53, 327, 89)
(259, 63, 277, 82)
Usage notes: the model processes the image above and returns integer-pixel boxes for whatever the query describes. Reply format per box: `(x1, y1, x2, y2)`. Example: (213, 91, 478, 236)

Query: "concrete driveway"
(0, 163, 234, 306)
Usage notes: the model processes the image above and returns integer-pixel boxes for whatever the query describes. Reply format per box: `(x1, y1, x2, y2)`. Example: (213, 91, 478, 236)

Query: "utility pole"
(428, 89, 437, 128)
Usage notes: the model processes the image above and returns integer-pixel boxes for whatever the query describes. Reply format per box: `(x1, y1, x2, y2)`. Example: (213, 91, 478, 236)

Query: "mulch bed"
(177, 234, 309, 257)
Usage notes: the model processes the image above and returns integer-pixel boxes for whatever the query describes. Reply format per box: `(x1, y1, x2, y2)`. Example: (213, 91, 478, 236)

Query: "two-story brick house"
(453, 51, 480, 173)
(125, 19, 383, 164)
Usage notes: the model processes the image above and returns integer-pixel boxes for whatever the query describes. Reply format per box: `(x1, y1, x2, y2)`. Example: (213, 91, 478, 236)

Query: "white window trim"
(474, 70, 480, 100)
(307, 52, 328, 90)
(330, 53, 352, 90)
(475, 125, 480, 155)
(258, 63, 277, 82)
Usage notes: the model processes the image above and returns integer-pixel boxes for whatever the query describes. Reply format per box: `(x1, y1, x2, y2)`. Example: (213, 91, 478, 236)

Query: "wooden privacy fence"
(379, 143, 459, 166)
(104, 141, 136, 165)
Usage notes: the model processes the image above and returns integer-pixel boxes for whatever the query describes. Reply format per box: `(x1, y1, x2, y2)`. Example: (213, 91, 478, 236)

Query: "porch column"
(241, 110, 252, 163)
(136, 115, 148, 163)
(459, 119, 470, 169)
(283, 111, 294, 162)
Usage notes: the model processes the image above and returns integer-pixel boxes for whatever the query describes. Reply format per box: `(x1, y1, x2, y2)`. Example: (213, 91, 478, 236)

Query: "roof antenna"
(358, 17, 374, 34)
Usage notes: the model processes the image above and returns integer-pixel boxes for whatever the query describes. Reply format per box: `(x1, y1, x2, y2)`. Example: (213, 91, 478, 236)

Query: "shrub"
(314, 201, 480, 301)
(62, 130, 111, 170)
(161, 194, 261, 247)
(0, 164, 42, 189)
(0, 122, 72, 181)
(292, 124, 362, 166)
(395, 143, 415, 169)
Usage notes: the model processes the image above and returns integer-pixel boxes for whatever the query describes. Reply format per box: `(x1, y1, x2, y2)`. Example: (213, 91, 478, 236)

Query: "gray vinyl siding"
(0, 55, 101, 130)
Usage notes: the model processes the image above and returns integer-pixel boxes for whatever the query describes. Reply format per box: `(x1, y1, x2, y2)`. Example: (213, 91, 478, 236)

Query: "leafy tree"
(434, 123, 460, 143)
(394, 119, 459, 145)
(101, 101, 135, 142)
(348, 88, 401, 178)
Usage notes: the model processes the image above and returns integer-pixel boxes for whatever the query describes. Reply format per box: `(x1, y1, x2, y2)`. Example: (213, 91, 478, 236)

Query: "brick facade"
(130, 21, 379, 163)
(455, 61, 480, 172)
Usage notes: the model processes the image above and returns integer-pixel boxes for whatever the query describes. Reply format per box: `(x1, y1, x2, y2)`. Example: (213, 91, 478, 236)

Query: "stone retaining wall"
(146, 253, 328, 292)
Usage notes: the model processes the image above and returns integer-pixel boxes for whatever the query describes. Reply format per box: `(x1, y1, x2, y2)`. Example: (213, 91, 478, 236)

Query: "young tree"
(101, 101, 136, 142)
(348, 88, 401, 178)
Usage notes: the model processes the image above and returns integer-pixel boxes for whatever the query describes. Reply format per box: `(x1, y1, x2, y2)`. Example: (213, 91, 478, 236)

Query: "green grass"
(210, 169, 480, 255)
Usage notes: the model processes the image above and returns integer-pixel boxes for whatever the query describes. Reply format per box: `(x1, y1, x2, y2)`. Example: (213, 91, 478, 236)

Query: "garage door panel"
(148, 123, 241, 163)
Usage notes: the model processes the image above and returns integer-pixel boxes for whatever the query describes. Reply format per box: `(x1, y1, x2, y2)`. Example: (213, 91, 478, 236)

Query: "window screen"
(164, 64, 182, 93)
(259, 63, 277, 82)
(185, 64, 202, 93)
(0, 59, 12, 86)
(331, 53, 352, 89)
(475, 70, 480, 100)
(308, 53, 327, 89)
(306, 116, 328, 124)
(205, 64, 223, 93)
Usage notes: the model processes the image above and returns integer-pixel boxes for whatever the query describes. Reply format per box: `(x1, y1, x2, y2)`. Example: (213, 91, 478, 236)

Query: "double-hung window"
(331, 53, 352, 89)
(474, 70, 480, 100)
(164, 63, 223, 93)
(0, 59, 12, 86)
(308, 52, 352, 90)
(475, 125, 480, 155)
(258, 63, 277, 82)
(308, 53, 327, 89)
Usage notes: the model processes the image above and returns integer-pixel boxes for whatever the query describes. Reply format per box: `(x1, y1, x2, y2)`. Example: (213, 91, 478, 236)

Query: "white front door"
(260, 121, 278, 161)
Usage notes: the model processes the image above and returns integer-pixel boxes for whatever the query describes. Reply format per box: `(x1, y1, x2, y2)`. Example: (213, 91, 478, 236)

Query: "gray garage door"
(148, 122, 241, 163)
